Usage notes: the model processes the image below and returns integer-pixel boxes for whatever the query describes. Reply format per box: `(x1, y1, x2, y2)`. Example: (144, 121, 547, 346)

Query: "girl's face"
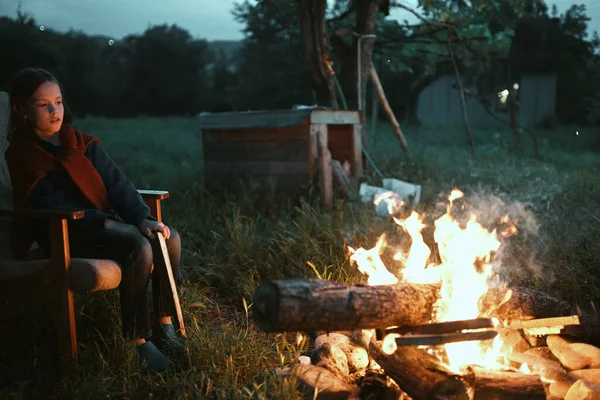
(21, 81, 64, 141)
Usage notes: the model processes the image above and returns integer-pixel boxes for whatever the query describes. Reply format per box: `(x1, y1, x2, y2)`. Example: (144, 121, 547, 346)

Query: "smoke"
(446, 187, 548, 286)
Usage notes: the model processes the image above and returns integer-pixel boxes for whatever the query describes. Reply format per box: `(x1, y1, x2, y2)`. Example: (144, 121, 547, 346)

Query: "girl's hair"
(7, 67, 73, 140)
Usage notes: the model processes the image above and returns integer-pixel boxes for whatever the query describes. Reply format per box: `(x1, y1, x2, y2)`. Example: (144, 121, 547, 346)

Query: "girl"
(6, 67, 184, 373)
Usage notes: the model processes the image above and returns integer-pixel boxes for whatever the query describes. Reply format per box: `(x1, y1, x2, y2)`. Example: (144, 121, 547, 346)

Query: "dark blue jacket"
(27, 139, 150, 236)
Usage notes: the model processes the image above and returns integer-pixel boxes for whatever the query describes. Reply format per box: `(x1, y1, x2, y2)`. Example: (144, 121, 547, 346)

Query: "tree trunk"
(369, 62, 410, 155)
(252, 279, 440, 333)
(297, 0, 338, 109)
(355, 0, 382, 116)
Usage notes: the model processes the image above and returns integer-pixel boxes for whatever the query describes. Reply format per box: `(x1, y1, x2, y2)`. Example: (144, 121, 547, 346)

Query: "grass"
(1, 116, 600, 398)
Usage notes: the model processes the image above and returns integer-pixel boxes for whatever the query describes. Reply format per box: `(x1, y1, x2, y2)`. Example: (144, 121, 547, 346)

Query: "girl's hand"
(138, 219, 171, 240)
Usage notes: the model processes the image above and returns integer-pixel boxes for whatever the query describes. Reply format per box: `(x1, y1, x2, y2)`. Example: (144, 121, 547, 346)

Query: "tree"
(297, 0, 339, 108)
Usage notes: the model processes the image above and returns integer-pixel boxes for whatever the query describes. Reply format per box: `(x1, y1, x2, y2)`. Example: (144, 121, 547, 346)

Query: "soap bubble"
(39, 25, 45, 31)
(108, 39, 115, 45)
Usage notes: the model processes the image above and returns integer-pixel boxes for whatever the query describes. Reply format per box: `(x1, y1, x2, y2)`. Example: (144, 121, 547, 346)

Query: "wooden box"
(199, 109, 363, 197)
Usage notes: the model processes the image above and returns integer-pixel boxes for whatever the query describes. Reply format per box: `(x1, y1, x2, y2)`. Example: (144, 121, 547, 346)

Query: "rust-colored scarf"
(5, 124, 113, 259)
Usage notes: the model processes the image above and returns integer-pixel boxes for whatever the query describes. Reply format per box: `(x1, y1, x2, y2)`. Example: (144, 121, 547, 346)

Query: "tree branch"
(390, 1, 454, 28)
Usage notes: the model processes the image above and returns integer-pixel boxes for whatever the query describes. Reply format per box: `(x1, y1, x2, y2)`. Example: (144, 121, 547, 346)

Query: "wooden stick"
(447, 38, 476, 155)
(368, 62, 410, 155)
(153, 232, 186, 337)
(331, 159, 357, 201)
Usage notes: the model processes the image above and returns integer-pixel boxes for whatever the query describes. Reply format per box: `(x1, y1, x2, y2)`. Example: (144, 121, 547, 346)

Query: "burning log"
(368, 339, 469, 399)
(466, 366, 546, 400)
(369, 340, 547, 400)
(252, 279, 439, 333)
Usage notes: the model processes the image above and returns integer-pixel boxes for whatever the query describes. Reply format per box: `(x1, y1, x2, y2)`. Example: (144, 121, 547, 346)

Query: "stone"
(316, 343, 350, 378)
(569, 370, 600, 387)
(315, 333, 351, 350)
(315, 332, 370, 373)
(547, 335, 600, 370)
(293, 364, 360, 400)
(564, 380, 600, 400)
(341, 345, 369, 373)
(549, 380, 572, 399)
(298, 355, 312, 365)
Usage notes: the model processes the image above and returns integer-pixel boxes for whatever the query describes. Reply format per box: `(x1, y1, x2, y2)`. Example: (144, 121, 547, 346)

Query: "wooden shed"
(199, 108, 363, 207)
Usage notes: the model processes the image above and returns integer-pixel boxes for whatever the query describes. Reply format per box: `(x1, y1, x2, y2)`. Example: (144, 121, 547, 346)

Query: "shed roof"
(198, 108, 361, 129)
(197, 109, 318, 129)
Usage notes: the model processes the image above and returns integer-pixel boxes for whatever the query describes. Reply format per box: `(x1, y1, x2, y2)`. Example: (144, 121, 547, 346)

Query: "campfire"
(253, 189, 600, 400)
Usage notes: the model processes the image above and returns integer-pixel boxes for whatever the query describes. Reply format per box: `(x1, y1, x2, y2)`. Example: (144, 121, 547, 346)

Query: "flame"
(348, 235, 398, 285)
(348, 189, 519, 372)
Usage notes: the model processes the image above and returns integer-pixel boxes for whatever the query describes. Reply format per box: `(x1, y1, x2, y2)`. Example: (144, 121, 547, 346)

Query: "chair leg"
(49, 218, 78, 373)
(53, 281, 78, 372)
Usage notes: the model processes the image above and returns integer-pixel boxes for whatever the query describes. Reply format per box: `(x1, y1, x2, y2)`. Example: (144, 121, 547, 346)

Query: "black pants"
(67, 228, 181, 340)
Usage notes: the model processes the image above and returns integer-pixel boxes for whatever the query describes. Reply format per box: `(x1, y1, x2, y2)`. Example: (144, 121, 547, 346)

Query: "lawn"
(1, 116, 599, 399)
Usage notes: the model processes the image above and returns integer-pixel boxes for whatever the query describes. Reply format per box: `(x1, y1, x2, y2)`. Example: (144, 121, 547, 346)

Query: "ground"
(1, 117, 599, 399)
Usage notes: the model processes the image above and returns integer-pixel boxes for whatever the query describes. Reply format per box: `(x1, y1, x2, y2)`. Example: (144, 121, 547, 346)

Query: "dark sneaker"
(152, 324, 186, 354)
(137, 341, 172, 373)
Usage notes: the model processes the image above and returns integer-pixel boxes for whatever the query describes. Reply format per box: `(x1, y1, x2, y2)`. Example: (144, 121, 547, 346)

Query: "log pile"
(255, 280, 600, 400)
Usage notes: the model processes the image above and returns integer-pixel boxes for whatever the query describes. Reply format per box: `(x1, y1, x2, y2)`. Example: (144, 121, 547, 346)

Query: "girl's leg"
(152, 228, 181, 319)
(68, 230, 154, 339)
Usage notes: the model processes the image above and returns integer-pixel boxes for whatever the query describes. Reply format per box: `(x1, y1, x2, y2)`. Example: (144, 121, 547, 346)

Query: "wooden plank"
(205, 161, 308, 176)
(203, 124, 309, 142)
(205, 161, 270, 175)
(138, 190, 169, 201)
(395, 330, 498, 347)
(0, 208, 85, 220)
(204, 174, 310, 191)
(316, 124, 333, 210)
(506, 315, 581, 329)
(308, 124, 319, 183)
(310, 110, 360, 125)
(352, 124, 364, 178)
(203, 139, 309, 162)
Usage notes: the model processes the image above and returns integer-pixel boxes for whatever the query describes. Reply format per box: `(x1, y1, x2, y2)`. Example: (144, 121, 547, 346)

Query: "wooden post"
(371, 82, 379, 137)
(352, 123, 364, 178)
(314, 124, 333, 210)
(49, 218, 77, 373)
(369, 62, 410, 155)
(308, 124, 320, 184)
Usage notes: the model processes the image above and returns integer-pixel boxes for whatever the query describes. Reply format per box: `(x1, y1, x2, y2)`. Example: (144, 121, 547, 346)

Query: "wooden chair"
(0, 91, 182, 373)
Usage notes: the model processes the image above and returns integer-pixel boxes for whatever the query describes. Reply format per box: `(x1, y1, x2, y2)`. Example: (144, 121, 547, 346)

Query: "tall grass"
(1, 116, 599, 398)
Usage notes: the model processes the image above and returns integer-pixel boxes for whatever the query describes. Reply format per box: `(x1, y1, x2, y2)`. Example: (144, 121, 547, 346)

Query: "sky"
(0, 0, 598, 42)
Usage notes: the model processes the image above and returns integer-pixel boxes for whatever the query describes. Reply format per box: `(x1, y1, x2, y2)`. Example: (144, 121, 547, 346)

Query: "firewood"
(252, 279, 440, 333)
(368, 339, 469, 400)
(466, 366, 546, 400)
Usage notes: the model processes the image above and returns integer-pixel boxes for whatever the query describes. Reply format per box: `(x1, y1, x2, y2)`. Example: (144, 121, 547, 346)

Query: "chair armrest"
(138, 190, 169, 200)
(0, 208, 85, 220)
(137, 190, 170, 222)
